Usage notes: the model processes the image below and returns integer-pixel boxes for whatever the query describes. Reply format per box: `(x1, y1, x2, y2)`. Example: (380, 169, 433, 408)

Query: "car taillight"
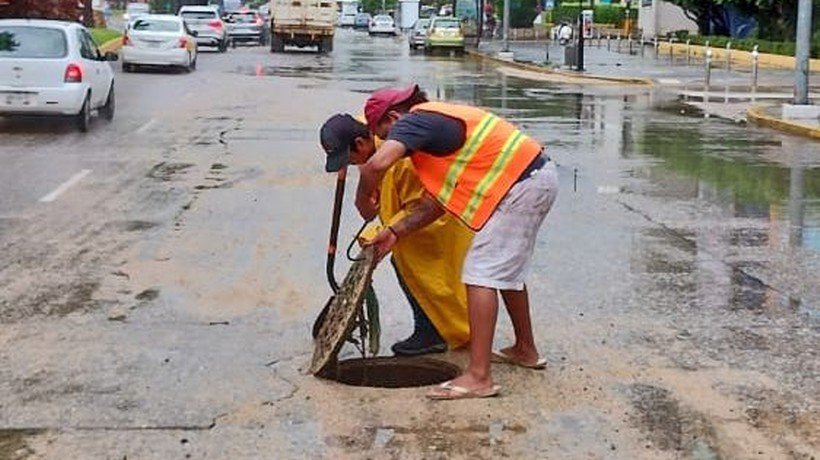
(209, 19, 223, 29)
(64, 63, 82, 83)
(122, 34, 131, 46)
(179, 37, 188, 48)
(255, 18, 263, 26)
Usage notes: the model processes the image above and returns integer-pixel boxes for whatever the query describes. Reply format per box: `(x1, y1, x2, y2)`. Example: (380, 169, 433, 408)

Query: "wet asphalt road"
(0, 29, 818, 459)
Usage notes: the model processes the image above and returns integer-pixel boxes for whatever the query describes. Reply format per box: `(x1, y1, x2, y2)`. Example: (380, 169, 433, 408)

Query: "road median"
(466, 48, 654, 86)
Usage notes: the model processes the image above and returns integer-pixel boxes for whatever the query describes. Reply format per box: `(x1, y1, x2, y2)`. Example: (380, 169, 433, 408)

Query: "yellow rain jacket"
(362, 158, 472, 348)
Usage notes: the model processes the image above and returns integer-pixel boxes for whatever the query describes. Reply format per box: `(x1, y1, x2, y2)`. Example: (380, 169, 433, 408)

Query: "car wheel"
(76, 94, 91, 133)
(101, 85, 115, 122)
(321, 36, 333, 53)
(270, 33, 284, 52)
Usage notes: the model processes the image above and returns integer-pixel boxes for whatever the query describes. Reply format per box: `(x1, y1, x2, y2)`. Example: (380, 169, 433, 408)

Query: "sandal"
(491, 349, 547, 370)
(426, 381, 501, 400)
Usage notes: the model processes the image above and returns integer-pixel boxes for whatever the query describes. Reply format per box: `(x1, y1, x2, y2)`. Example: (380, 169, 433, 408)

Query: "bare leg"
(499, 285, 541, 365)
(446, 284, 499, 390)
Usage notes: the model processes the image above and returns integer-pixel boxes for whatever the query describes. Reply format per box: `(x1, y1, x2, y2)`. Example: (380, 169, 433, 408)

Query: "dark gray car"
(353, 13, 371, 30)
(224, 10, 268, 46)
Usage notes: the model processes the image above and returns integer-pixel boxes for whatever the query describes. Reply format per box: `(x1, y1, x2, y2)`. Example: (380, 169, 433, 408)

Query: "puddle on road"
(0, 429, 43, 460)
(628, 384, 721, 457)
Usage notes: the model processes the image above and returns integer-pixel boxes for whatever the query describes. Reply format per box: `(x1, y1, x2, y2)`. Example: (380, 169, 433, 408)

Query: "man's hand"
(363, 227, 398, 262)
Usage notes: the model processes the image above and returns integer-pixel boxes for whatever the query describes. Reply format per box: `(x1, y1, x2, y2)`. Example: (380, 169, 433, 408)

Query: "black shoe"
(391, 334, 447, 356)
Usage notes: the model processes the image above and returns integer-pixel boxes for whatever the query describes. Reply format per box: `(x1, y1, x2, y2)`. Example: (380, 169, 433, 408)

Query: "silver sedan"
(121, 15, 198, 73)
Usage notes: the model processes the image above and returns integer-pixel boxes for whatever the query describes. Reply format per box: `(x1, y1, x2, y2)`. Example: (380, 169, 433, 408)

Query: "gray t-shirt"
(386, 111, 466, 156)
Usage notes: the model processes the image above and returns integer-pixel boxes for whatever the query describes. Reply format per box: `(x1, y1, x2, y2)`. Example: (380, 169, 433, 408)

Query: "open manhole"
(317, 357, 460, 388)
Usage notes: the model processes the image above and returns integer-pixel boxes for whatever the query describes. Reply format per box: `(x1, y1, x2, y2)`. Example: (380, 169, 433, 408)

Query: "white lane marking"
(136, 118, 157, 134)
(39, 169, 92, 203)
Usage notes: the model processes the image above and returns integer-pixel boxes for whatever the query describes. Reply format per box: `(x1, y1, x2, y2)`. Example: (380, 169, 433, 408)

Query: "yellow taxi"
(424, 16, 465, 52)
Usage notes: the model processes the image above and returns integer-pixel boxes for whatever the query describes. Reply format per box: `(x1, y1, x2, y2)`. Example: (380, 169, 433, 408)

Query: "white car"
(0, 19, 117, 132)
(368, 14, 396, 36)
(179, 5, 229, 52)
(121, 15, 198, 72)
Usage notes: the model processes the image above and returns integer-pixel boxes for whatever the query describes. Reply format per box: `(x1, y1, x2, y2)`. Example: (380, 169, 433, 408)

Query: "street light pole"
(502, 0, 510, 52)
(577, 7, 585, 70)
(794, 0, 813, 105)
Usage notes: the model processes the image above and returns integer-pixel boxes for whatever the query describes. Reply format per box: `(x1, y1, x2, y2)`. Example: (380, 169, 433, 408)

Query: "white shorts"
(461, 161, 558, 291)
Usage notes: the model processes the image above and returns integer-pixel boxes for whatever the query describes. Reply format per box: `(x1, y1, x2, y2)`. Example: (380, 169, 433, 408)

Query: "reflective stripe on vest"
(409, 101, 541, 230)
(437, 112, 499, 204)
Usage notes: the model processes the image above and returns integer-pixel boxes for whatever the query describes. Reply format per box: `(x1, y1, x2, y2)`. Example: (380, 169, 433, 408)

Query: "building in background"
(637, 0, 697, 38)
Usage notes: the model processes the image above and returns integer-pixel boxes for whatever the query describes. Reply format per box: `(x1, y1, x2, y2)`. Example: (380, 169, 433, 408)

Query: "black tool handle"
(326, 167, 347, 293)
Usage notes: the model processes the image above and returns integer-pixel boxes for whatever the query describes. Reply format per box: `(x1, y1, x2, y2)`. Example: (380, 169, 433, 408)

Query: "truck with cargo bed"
(269, 0, 334, 53)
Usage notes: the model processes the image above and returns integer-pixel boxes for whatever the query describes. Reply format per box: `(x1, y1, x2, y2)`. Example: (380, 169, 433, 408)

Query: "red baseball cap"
(364, 84, 419, 129)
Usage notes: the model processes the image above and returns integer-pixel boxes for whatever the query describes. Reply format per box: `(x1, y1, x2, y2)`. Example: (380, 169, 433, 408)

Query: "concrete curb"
(747, 105, 820, 140)
(466, 49, 654, 86)
(99, 37, 123, 54)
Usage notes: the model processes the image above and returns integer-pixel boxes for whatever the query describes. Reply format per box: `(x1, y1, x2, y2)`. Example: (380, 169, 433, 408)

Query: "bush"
(678, 34, 816, 59)
(90, 28, 122, 46)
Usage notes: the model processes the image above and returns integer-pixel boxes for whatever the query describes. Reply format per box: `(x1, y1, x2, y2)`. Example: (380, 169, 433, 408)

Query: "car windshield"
(181, 11, 217, 20)
(415, 19, 430, 29)
(132, 19, 180, 32)
(433, 19, 460, 29)
(0, 27, 67, 59)
(227, 13, 256, 23)
(374, 16, 392, 23)
(127, 4, 150, 13)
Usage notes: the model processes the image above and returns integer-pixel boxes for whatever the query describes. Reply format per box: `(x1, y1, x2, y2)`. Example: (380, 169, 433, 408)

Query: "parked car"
(425, 16, 464, 52)
(179, 5, 228, 52)
(121, 15, 197, 73)
(368, 14, 396, 36)
(409, 17, 430, 49)
(224, 9, 267, 45)
(0, 19, 117, 132)
(124, 2, 150, 24)
(353, 13, 371, 30)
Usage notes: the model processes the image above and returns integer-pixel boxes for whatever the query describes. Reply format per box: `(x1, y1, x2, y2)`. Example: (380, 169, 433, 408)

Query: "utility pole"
(502, 0, 509, 52)
(794, 0, 813, 104)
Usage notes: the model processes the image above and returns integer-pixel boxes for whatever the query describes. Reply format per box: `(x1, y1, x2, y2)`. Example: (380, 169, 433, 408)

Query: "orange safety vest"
(409, 101, 542, 230)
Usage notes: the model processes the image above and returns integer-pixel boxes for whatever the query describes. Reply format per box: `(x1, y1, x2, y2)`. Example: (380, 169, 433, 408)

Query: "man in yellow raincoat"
(320, 102, 471, 354)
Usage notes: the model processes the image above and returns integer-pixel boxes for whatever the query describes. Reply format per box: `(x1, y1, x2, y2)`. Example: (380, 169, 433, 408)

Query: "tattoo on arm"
(392, 194, 445, 237)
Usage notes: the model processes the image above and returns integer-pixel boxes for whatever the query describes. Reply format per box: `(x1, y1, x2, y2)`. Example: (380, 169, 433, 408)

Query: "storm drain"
(319, 357, 460, 389)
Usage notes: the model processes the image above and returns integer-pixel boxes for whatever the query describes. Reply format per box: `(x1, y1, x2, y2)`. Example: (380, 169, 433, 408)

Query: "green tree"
(666, 0, 819, 41)
(0, 32, 18, 52)
(361, 0, 398, 14)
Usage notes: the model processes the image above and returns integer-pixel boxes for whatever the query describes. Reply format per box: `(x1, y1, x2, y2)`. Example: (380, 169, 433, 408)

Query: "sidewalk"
(475, 39, 820, 140)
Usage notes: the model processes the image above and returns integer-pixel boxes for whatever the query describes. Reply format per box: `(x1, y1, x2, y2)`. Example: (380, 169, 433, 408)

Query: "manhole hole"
(318, 357, 460, 388)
